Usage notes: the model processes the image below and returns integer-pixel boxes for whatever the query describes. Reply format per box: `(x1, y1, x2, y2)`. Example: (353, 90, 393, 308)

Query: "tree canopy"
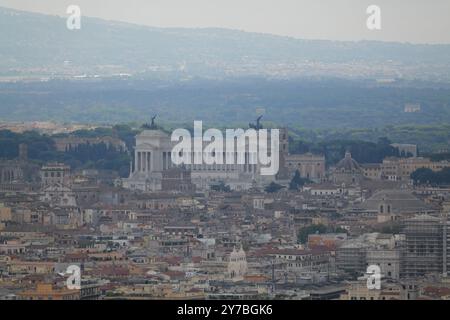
(411, 167, 450, 186)
(289, 170, 311, 190)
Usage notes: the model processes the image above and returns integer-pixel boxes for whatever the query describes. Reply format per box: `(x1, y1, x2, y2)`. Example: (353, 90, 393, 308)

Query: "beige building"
(18, 283, 80, 300)
(381, 157, 450, 181)
(0, 203, 12, 222)
(40, 163, 71, 187)
(340, 278, 401, 300)
(361, 163, 382, 180)
(7, 260, 56, 275)
(0, 240, 28, 255)
(285, 153, 325, 182)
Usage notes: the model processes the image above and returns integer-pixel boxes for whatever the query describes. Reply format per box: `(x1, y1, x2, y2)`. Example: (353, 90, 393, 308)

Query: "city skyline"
(2, 0, 450, 304)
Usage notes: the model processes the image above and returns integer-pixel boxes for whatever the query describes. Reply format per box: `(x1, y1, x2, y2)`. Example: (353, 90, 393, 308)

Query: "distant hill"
(1, 7, 450, 81)
(1, 7, 450, 130)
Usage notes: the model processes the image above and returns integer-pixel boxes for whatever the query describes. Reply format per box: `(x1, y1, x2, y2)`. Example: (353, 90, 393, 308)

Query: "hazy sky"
(1, 0, 449, 44)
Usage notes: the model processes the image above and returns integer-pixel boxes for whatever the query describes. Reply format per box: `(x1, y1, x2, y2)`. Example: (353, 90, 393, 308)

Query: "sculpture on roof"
(249, 115, 263, 130)
(142, 115, 158, 130)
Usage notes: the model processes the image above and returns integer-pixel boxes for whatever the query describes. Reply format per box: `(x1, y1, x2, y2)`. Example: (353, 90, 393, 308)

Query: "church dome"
(335, 151, 361, 172)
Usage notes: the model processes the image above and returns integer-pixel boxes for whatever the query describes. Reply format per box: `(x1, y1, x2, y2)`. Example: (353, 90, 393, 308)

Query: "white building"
(227, 246, 248, 281)
(123, 128, 286, 191)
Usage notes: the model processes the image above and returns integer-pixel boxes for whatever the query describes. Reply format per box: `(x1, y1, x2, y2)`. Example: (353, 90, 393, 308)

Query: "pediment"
(136, 142, 160, 150)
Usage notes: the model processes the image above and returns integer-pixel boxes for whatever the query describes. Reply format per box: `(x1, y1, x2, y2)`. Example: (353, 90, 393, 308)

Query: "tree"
(411, 167, 450, 186)
(289, 170, 301, 190)
(289, 170, 311, 190)
(265, 182, 285, 193)
(297, 224, 328, 244)
(411, 168, 435, 185)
